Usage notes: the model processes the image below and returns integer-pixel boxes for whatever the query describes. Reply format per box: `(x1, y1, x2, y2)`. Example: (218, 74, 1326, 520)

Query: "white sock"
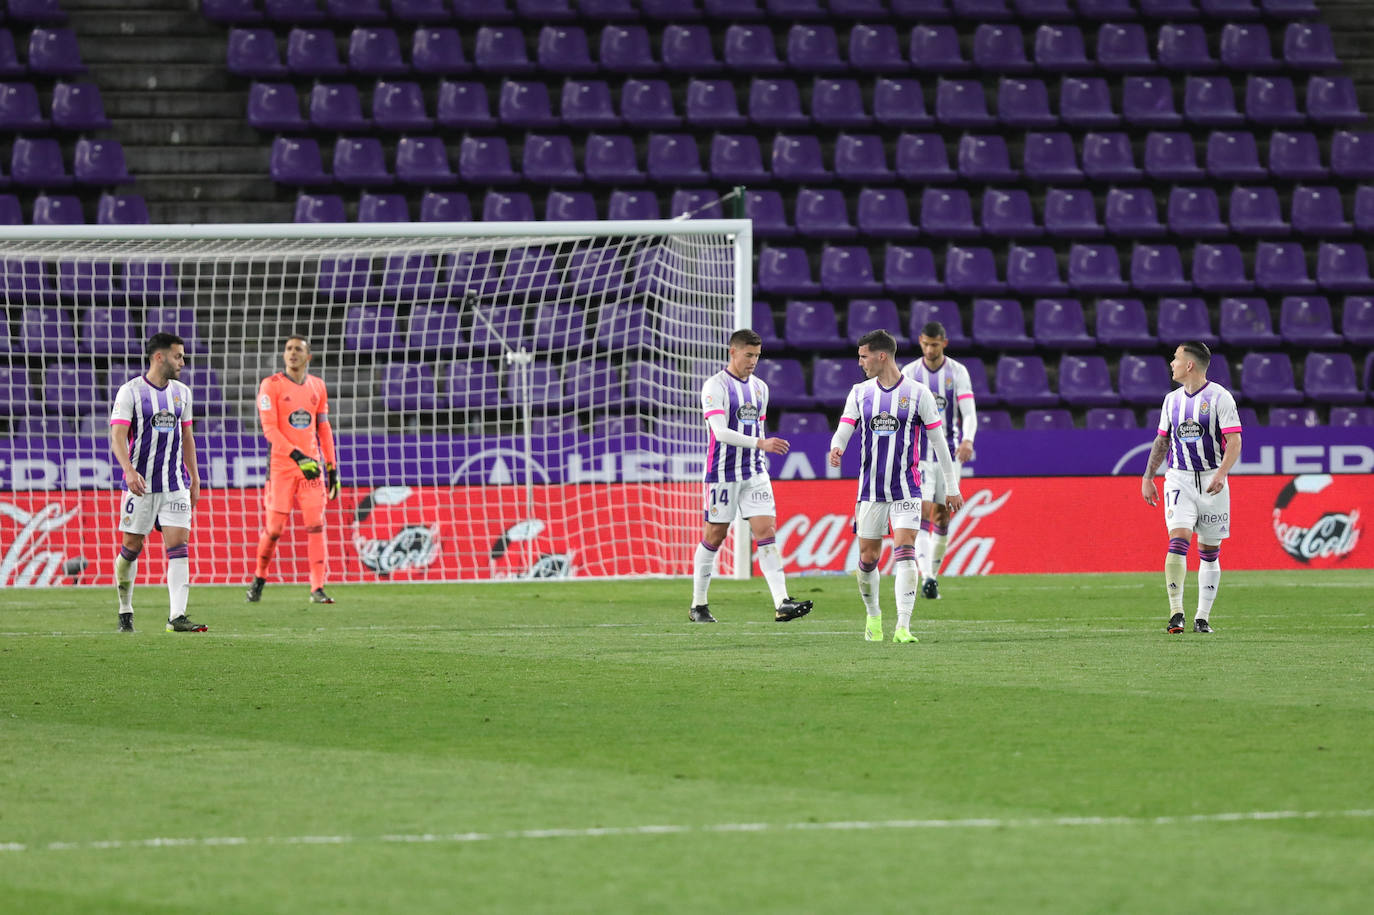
(1165, 551, 1186, 613)
(930, 533, 949, 580)
(1197, 556, 1220, 621)
(895, 560, 918, 630)
(114, 549, 137, 612)
(915, 528, 932, 581)
(856, 562, 881, 617)
(167, 556, 189, 620)
(692, 541, 717, 607)
(756, 538, 789, 609)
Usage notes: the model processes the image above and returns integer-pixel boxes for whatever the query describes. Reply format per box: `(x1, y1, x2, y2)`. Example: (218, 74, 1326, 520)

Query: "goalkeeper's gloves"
(290, 449, 321, 480)
(325, 463, 339, 501)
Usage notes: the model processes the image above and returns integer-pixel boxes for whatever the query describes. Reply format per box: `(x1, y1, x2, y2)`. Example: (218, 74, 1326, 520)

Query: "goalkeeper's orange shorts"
(264, 470, 327, 520)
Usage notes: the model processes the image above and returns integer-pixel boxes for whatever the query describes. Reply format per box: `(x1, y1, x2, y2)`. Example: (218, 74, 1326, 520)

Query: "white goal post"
(0, 219, 754, 587)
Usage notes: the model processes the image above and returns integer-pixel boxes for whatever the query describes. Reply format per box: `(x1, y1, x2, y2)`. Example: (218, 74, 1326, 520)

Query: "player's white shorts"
(703, 474, 776, 524)
(1162, 468, 1231, 542)
(118, 489, 193, 535)
(854, 498, 923, 540)
(919, 459, 963, 504)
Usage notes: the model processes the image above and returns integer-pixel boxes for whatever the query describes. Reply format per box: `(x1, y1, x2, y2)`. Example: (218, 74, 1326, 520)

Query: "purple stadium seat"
(418, 190, 471, 222)
(751, 300, 782, 348)
(1344, 295, 1374, 345)
(247, 82, 305, 131)
(1283, 22, 1339, 70)
(333, 136, 392, 186)
(768, 0, 825, 17)
(57, 260, 115, 301)
(344, 304, 400, 354)
(772, 134, 830, 182)
(754, 358, 813, 408)
(821, 246, 882, 295)
(374, 81, 433, 131)
(1203, 0, 1262, 16)
(621, 78, 678, 128)
(849, 24, 905, 73)
(585, 133, 644, 184)
(1261, 0, 1317, 13)
(1036, 25, 1093, 72)
(973, 24, 1031, 74)
(1291, 186, 1351, 237)
(874, 78, 934, 128)
(1192, 243, 1251, 293)
(32, 194, 83, 225)
(758, 246, 819, 295)
(796, 188, 856, 239)
(1254, 240, 1317, 293)
(412, 28, 471, 76)
(204, 0, 264, 22)
(1130, 244, 1191, 293)
(1246, 75, 1304, 127)
(73, 139, 133, 186)
(470, 27, 531, 75)
(96, 193, 148, 225)
(1228, 185, 1289, 236)
(317, 255, 376, 302)
(1086, 407, 1138, 429)
(958, 134, 1017, 182)
(405, 302, 464, 356)
(945, 246, 1005, 295)
(1046, 187, 1106, 238)
(747, 78, 806, 128)
(895, 132, 956, 182)
(309, 83, 368, 131)
(1355, 187, 1374, 234)
(647, 133, 706, 183)
(1205, 353, 1235, 392)
(27, 28, 85, 76)
(499, 80, 556, 128)
(443, 361, 502, 411)
(1016, 0, 1074, 15)
(997, 78, 1056, 128)
(0, 259, 55, 307)
(562, 80, 619, 128)
(519, 0, 577, 20)
(1142, 133, 1202, 183)
(1219, 297, 1278, 346)
(81, 308, 141, 357)
(228, 28, 288, 78)
(394, 136, 455, 186)
(813, 78, 870, 128)
(973, 298, 1033, 350)
(330, 0, 390, 22)
(0, 195, 20, 225)
(935, 79, 995, 127)
(1022, 132, 1083, 182)
(1167, 187, 1226, 237)
(1006, 245, 1068, 295)
(264, 0, 328, 22)
(920, 188, 979, 238)
(0, 82, 46, 130)
(436, 81, 493, 128)
(686, 78, 746, 128)
(1317, 242, 1374, 292)
(522, 134, 581, 184)
(124, 263, 179, 303)
(1206, 130, 1266, 180)
(952, 0, 1013, 18)
(1103, 187, 1164, 237)
(1330, 405, 1374, 427)
(0, 30, 26, 79)
(1307, 76, 1365, 126)
(1241, 352, 1302, 404)
(577, 0, 637, 17)
(910, 299, 970, 347)
(1266, 406, 1320, 427)
(1123, 76, 1182, 127)
(847, 299, 905, 346)
(382, 364, 438, 413)
(775, 411, 830, 437)
(1061, 77, 1119, 127)
(286, 28, 347, 76)
(892, 0, 952, 13)
(996, 355, 1056, 407)
(661, 25, 719, 73)
(1034, 298, 1094, 348)
(1184, 76, 1243, 126)
(458, 137, 518, 184)
(1157, 24, 1216, 71)
(599, 25, 658, 75)
(1268, 130, 1327, 180)
(1332, 130, 1374, 180)
(1157, 297, 1218, 346)
(1059, 355, 1119, 406)
(11, 137, 72, 188)
(45, 363, 102, 415)
(390, 0, 450, 20)
(982, 189, 1041, 238)
(1068, 243, 1130, 293)
(532, 302, 589, 353)
(710, 134, 766, 182)
(834, 134, 893, 183)
(539, 26, 596, 74)
(1098, 23, 1154, 73)
(294, 192, 345, 223)
(1118, 354, 1172, 406)
(723, 24, 783, 74)
(784, 299, 846, 351)
(23, 306, 78, 354)
(1082, 131, 1142, 181)
(786, 24, 846, 73)
(1024, 409, 1076, 431)
(1279, 295, 1342, 347)
(699, 0, 756, 19)
(349, 27, 407, 76)
(1220, 23, 1277, 71)
(885, 246, 944, 295)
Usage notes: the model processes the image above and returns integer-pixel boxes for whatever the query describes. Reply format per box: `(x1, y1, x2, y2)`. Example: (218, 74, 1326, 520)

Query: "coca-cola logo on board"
(1271, 474, 1361, 565)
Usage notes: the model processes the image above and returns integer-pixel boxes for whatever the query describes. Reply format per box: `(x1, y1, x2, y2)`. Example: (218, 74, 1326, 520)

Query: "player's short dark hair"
(146, 332, 184, 358)
(1180, 340, 1212, 368)
(856, 329, 897, 354)
(920, 322, 948, 341)
(285, 334, 311, 352)
(729, 328, 762, 348)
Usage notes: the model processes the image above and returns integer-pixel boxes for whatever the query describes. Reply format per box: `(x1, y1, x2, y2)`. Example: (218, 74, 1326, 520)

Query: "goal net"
(0, 220, 752, 588)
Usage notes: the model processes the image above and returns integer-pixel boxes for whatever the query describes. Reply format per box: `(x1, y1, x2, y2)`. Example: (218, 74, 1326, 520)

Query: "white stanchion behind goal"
(0, 220, 751, 587)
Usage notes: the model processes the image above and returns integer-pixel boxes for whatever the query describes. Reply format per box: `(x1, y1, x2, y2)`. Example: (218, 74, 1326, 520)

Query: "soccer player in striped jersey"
(246, 335, 340, 605)
(828, 330, 963, 643)
(900, 321, 977, 600)
(1142, 341, 1243, 635)
(109, 333, 205, 633)
(689, 328, 813, 624)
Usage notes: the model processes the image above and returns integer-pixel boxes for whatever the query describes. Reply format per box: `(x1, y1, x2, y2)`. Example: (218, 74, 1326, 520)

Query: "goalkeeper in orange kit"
(246, 335, 340, 604)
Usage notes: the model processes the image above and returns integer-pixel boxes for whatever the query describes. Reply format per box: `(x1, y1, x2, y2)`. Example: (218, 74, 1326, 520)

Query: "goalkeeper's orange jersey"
(257, 372, 337, 475)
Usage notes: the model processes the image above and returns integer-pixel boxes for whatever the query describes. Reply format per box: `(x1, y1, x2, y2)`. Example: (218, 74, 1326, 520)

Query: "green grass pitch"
(1, 570, 1371, 914)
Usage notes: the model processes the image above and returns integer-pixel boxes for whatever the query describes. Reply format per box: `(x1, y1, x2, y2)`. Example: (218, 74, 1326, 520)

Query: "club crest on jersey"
(736, 403, 760, 424)
(898, 397, 909, 409)
(870, 412, 898, 435)
(935, 395, 948, 410)
(289, 408, 312, 429)
(151, 410, 177, 432)
(1200, 400, 1211, 414)
(1178, 418, 1204, 443)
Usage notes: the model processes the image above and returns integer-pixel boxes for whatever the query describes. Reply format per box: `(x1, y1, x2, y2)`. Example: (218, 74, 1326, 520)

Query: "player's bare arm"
(110, 424, 147, 496)
(1206, 432, 1242, 495)
(1141, 436, 1170, 505)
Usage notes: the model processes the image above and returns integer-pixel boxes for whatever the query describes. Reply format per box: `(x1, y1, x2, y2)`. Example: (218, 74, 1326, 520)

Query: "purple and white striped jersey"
(839, 376, 943, 502)
(1157, 382, 1241, 473)
(701, 369, 769, 483)
(900, 355, 974, 462)
(110, 374, 194, 492)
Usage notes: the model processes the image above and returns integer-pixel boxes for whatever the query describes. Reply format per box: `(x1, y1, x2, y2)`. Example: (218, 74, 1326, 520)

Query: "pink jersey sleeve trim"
(110, 419, 131, 426)
(1219, 425, 1242, 434)
(703, 409, 726, 419)
(956, 393, 975, 401)
(181, 421, 193, 427)
(924, 419, 944, 430)
(1157, 428, 1169, 437)
(840, 417, 857, 426)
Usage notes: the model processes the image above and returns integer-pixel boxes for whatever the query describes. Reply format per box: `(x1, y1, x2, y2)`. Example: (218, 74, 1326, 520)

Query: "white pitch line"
(3, 809, 1371, 855)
